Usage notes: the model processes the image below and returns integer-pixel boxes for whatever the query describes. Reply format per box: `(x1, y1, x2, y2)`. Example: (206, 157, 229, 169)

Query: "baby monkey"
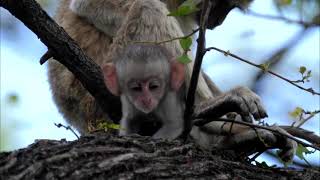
(103, 44, 185, 140)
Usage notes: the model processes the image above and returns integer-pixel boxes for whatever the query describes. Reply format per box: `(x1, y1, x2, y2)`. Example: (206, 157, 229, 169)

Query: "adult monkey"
(48, 0, 297, 162)
(48, 0, 228, 134)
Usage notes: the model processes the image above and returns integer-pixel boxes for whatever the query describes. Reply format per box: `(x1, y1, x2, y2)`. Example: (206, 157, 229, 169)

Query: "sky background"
(1, 0, 319, 167)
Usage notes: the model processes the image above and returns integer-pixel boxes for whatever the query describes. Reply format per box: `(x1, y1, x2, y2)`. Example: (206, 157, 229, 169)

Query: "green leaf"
(97, 122, 120, 130)
(302, 70, 312, 82)
(299, 66, 306, 74)
(306, 70, 312, 77)
(296, 144, 313, 160)
(179, 37, 192, 51)
(177, 54, 192, 64)
(289, 107, 304, 118)
(108, 123, 121, 130)
(7, 93, 19, 104)
(168, 0, 200, 17)
(277, 0, 292, 6)
(259, 62, 271, 72)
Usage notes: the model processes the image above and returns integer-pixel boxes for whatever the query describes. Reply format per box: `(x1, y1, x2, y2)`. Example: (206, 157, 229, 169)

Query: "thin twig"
(131, 28, 199, 45)
(264, 151, 314, 168)
(246, 10, 319, 27)
(193, 118, 320, 151)
(249, 151, 264, 163)
(295, 110, 320, 128)
(205, 47, 320, 95)
(54, 123, 80, 139)
(253, 27, 309, 84)
(180, 0, 212, 140)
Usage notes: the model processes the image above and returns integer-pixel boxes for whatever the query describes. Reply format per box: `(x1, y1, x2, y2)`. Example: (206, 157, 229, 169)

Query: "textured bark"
(0, 133, 319, 180)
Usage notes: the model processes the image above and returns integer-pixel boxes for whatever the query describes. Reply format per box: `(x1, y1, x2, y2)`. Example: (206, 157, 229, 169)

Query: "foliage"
(296, 144, 314, 161)
(168, 0, 200, 17)
(97, 122, 121, 131)
(298, 66, 312, 83)
(177, 37, 193, 64)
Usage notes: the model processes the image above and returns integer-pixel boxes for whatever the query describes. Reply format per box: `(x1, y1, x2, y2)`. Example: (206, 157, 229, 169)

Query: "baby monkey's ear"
(170, 60, 185, 91)
(102, 63, 120, 96)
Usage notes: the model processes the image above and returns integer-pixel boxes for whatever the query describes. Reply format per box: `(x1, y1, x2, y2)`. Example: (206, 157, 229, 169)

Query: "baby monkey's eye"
(149, 84, 159, 90)
(131, 85, 143, 92)
(129, 83, 142, 92)
(149, 81, 160, 91)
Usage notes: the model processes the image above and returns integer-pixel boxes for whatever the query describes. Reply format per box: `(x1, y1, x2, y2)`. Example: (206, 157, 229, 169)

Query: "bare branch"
(0, 0, 122, 121)
(253, 27, 309, 87)
(246, 10, 319, 27)
(180, 0, 212, 140)
(131, 28, 199, 45)
(205, 47, 320, 95)
(54, 123, 80, 139)
(294, 110, 320, 128)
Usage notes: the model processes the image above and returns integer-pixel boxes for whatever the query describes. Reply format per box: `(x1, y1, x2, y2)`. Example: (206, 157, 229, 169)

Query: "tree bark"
(0, 133, 319, 180)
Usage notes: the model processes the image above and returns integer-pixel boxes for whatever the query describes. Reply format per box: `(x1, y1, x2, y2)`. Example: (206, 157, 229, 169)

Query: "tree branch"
(181, 0, 212, 140)
(132, 28, 199, 45)
(0, 0, 122, 121)
(252, 27, 309, 88)
(1, 133, 319, 179)
(246, 10, 320, 27)
(206, 47, 320, 95)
